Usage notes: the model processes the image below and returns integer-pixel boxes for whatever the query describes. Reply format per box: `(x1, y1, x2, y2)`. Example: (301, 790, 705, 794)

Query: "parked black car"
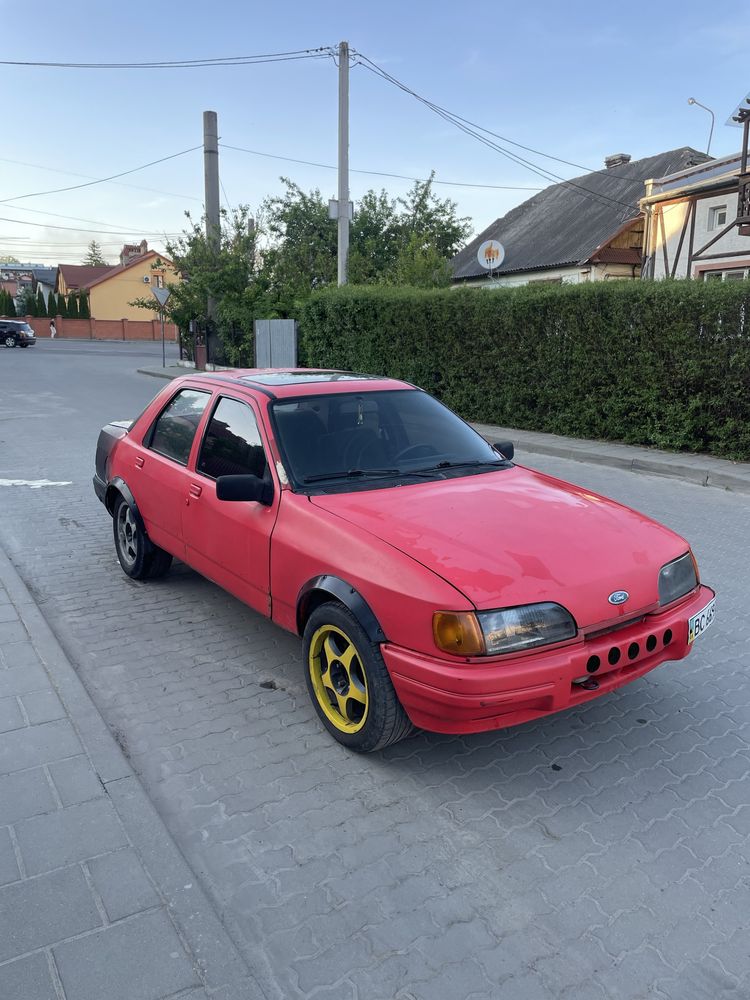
(1, 320, 36, 348)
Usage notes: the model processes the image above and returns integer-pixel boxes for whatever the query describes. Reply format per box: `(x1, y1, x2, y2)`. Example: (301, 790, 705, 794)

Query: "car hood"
(309, 466, 689, 626)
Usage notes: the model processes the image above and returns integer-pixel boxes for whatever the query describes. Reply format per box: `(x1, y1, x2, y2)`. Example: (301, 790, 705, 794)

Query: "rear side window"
(197, 397, 268, 480)
(148, 389, 210, 465)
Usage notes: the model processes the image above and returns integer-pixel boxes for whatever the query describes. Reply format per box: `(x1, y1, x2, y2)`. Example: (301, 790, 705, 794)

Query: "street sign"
(477, 239, 505, 270)
(151, 286, 171, 308)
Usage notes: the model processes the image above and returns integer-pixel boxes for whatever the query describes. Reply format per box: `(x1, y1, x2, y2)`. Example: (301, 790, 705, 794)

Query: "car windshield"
(271, 389, 508, 489)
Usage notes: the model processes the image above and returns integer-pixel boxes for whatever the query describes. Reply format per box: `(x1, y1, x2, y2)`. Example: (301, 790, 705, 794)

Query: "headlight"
(433, 602, 577, 657)
(658, 552, 698, 606)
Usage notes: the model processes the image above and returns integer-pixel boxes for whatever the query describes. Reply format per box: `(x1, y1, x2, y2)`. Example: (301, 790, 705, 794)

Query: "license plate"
(688, 598, 716, 644)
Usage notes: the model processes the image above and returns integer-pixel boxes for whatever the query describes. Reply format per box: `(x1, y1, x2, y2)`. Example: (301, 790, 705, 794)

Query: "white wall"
(651, 192, 750, 278)
(456, 263, 636, 288)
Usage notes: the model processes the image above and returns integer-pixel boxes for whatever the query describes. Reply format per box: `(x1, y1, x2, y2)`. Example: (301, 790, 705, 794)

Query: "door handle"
(189, 483, 202, 499)
(135, 456, 145, 469)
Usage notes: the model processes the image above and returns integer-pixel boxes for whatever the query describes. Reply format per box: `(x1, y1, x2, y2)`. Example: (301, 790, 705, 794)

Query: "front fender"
(297, 575, 386, 643)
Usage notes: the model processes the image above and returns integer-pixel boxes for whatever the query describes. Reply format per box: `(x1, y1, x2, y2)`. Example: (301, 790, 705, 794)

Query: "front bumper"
(19, 336, 36, 346)
(383, 584, 715, 734)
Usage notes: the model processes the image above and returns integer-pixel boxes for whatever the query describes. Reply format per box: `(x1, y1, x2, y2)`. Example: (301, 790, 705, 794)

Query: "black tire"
(4, 335, 16, 348)
(302, 601, 414, 752)
(112, 495, 172, 581)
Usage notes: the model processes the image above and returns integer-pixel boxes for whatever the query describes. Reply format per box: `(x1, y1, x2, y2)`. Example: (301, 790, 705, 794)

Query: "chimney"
(605, 153, 631, 169)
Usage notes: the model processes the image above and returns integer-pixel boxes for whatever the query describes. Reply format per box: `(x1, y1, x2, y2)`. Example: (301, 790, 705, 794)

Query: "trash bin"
(194, 342, 207, 370)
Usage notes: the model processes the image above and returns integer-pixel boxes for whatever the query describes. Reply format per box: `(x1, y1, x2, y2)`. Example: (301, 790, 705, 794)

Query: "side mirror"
(216, 474, 274, 505)
(492, 441, 514, 461)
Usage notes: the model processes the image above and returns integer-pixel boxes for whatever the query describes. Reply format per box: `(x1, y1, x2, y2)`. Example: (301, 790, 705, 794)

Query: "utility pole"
(203, 110, 220, 345)
(337, 41, 350, 285)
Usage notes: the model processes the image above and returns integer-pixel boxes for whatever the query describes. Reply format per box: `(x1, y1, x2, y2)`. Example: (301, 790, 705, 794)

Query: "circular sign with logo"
(477, 239, 505, 269)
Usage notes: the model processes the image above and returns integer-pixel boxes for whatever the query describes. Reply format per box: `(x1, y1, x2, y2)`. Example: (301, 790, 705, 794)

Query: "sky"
(1, 1, 746, 265)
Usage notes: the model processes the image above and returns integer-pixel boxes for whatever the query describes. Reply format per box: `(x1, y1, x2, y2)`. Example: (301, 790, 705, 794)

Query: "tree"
(83, 241, 107, 266)
(47, 293, 58, 317)
(259, 174, 472, 307)
(57, 293, 67, 318)
(0, 255, 19, 264)
(78, 292, 90, 318)
(67, 293, 79, 319)
(18, 287, 37, 316)
(36, 288, 47, 317)
(130, 205, 265, 365)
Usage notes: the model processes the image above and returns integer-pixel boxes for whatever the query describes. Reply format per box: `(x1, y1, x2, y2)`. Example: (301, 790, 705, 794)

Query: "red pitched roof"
(57, 265, 113, 290)
(85, 250, 173, 289)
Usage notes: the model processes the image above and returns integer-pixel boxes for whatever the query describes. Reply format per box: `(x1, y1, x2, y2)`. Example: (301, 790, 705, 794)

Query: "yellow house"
(57, 246, 180, 321)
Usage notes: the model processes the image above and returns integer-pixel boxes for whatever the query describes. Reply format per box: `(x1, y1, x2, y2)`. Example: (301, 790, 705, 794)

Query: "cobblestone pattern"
(0, 580, 204, 1000)
(1, 346, 748, 999)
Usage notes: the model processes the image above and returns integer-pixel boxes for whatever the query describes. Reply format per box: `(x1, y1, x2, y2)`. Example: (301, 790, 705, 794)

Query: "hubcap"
(116, 505, 138, 567)
(4, 336, 15, 347)
(308, 624, 368, 733)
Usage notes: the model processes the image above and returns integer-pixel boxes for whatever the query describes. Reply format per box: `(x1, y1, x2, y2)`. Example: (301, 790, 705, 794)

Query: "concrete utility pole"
(337, 41, 350, 285)
(203, 110, 220, 332)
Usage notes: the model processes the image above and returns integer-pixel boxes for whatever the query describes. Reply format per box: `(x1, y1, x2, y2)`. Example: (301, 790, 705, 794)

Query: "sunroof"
(240, 371, 383, 386)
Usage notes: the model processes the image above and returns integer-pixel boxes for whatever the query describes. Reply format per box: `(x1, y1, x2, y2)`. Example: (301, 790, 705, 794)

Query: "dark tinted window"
(149, 389, 210, 465)
(272, 389, 499, 483)
(198, 397, 268, 480)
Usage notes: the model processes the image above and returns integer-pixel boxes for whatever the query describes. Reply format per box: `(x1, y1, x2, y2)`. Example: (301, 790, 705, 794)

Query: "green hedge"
(298, 281, 750, 460)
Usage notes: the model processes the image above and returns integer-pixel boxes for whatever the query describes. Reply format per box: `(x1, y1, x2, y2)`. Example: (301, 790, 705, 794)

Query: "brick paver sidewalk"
(0, 546, 262, 1000)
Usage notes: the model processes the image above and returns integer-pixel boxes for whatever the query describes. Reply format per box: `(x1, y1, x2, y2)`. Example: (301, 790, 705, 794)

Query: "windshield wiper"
(411, 459, 510, 474)
(303, 468, 401, 484)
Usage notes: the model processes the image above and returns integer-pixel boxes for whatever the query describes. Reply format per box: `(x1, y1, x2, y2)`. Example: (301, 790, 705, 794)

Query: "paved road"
(1, 340, 747, 1000)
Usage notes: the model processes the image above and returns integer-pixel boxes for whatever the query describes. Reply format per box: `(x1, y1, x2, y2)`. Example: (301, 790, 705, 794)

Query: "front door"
(182, 395, 277, 616)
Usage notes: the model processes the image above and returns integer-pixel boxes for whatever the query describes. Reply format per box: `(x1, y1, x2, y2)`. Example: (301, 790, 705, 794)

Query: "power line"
(0, 215, 181, 236)
(0, 146, 203, 205)
(0, 47, 335, 70)
(219, 143, 542, 191)
(4, 203, 183, 235)
(353, 53, 636, 216)
(0, 156, 202, 202)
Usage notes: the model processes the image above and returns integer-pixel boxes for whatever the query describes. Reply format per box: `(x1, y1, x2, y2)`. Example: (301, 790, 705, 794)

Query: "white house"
(641, 152, 750, 281)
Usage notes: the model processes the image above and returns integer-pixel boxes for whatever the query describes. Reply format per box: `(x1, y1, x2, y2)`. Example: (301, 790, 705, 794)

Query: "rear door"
(182, 393, 278, 615)
(131, 387, 212, 557)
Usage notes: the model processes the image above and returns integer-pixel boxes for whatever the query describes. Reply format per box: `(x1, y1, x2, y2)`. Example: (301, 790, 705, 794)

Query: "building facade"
(641, 153, 750, 281)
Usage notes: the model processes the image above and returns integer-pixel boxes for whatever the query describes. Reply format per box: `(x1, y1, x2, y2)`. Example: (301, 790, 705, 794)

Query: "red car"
(94, 370, 716, 752)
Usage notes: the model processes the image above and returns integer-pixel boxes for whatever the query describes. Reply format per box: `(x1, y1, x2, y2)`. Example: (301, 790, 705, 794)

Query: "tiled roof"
(57, 265, 113, 289)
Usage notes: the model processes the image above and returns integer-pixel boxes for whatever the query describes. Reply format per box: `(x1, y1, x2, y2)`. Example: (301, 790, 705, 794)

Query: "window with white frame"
(708, 205, 728, 230)
(702, 267, 749, 282)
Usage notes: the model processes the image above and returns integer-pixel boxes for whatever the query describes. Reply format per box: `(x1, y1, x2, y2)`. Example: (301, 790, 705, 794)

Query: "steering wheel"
(394, 444, 439, 463)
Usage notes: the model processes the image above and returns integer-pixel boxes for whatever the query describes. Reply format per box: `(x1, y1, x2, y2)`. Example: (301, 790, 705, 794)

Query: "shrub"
(299, 281, 750, 460)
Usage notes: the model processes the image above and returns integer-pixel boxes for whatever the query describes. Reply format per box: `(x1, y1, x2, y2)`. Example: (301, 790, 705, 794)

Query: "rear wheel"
(112, 495, 172, 581)
(4, 335, 16, 348)
(303, 602, 413, 752)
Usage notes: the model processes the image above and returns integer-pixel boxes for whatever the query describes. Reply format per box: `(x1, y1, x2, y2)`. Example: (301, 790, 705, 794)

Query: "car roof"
(180, 368, 416, 399)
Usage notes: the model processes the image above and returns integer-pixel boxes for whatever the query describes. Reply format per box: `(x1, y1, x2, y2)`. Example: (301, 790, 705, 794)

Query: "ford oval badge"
(608, 591, 629, 606)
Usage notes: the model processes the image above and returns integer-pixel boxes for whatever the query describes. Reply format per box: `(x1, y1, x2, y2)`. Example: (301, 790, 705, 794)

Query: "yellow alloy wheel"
(308, 624, 369, 734)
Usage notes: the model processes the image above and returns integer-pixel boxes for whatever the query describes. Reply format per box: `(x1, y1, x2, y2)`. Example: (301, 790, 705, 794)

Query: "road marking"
(0, 478, 73, 489)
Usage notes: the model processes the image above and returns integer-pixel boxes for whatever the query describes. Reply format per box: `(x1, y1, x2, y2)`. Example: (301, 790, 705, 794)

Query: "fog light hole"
(646, 635, 657, 652)
(627, 642, 640, 660)
(607, 647, 621, 666)
(586, 655, 600, 674)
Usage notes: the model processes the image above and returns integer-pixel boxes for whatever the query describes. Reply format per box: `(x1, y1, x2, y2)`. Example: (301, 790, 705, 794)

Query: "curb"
(0, 543, 266, 1000)
(135, 366, 750, 495)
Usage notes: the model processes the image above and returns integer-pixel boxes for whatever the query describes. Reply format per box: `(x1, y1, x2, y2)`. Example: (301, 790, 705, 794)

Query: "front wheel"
(112, 496, 172, 580)
(302, 602, 413, 752)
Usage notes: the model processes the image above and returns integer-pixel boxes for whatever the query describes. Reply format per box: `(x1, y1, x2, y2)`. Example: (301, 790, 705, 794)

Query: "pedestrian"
(49, 319, 57, 339)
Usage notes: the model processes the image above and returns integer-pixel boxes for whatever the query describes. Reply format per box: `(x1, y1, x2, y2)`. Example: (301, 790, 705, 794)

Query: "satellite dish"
(477, 239, 505, 270)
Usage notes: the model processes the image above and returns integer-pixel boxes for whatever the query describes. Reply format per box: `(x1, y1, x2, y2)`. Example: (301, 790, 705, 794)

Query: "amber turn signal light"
(433, 612, 486, 656)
